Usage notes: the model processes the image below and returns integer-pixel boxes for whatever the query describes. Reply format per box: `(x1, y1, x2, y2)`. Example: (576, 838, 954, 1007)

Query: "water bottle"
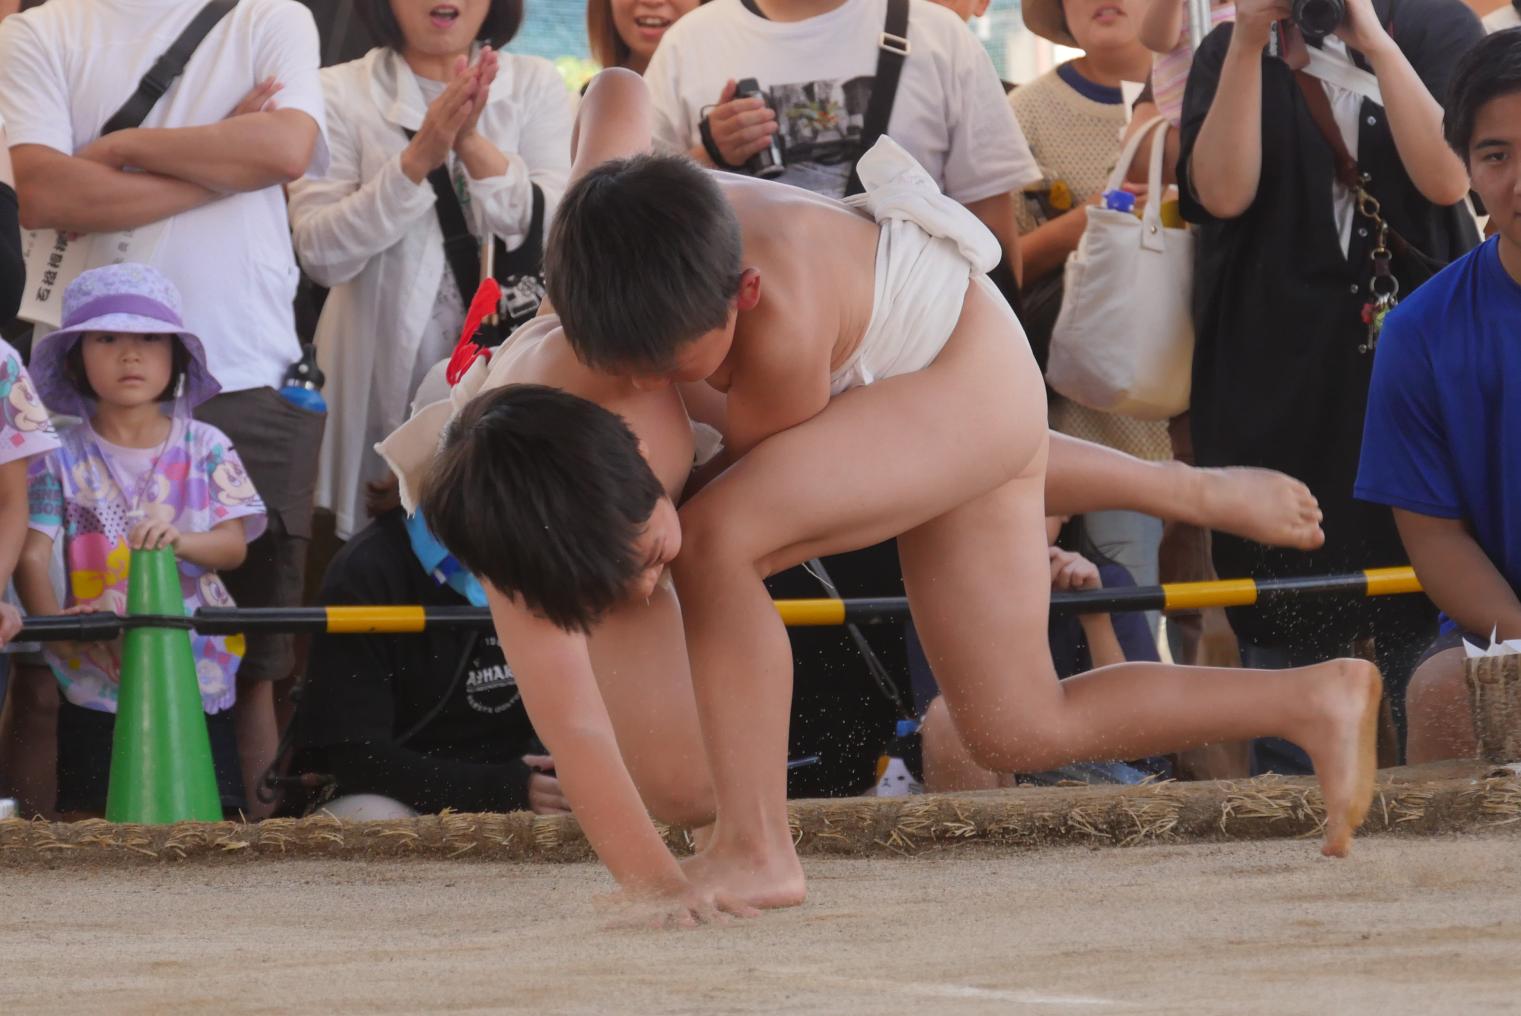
(280, 344, 326, 413)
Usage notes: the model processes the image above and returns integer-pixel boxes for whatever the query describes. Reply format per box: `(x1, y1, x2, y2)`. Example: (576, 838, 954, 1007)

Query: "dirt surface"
(7, 832, 1520, 1015)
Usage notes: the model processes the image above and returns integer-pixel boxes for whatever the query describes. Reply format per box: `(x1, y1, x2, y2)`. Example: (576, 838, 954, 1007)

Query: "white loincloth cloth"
(829, 136, 1006, 397)
(378, 314, 722, 514)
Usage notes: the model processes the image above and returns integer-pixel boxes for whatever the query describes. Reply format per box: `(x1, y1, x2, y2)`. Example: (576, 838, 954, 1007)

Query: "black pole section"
(6, 571, 1419, 641)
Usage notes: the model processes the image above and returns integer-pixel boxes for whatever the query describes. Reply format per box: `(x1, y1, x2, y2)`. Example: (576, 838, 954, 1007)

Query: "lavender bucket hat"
(31, 263, 220, 418)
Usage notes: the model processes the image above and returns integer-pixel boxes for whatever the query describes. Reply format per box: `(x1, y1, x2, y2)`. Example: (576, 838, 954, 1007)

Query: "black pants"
(195, 387, 325, 682)
(55, 699, 245, 816)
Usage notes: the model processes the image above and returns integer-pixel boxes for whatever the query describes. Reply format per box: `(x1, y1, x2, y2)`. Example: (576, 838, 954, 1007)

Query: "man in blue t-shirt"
(1355, 29, 1521, 763)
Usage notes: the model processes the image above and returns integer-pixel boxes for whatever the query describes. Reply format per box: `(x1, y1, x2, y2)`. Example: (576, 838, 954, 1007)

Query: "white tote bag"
(1047, 116, 1193, 421)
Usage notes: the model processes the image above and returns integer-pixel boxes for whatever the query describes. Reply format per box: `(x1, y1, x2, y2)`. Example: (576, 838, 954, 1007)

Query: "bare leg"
(1404, 648, 1477, 763)
(899, 470, 1381, 859)
(569, 69, 653, 181)
(0, 664, 58, 818)
(1045, 433, 1325, 551)
(588, 584, 715, 828)
(234, 677, 277, 820)
(676, 283, 1378, 913)
(920, 696, 1002, 793)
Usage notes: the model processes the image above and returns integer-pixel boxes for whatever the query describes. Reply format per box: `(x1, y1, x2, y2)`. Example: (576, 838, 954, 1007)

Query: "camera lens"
(1292, 0, 1346, 39)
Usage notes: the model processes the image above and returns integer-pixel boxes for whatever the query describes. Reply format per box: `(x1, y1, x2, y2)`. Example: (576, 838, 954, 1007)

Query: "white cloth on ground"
(828, 136, 1005, 396)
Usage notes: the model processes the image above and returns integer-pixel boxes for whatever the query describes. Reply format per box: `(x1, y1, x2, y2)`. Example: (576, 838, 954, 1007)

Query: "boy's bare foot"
(1295, 658, 1382, 857)
(1192, 466, 1326, 550)
(681, 839, 807, 910)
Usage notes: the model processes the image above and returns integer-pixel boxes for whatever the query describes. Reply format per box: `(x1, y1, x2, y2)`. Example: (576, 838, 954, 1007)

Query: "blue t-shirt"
(1355, 237, 1521, 617)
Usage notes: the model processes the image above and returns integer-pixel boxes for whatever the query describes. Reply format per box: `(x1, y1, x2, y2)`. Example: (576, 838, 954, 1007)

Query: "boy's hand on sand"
(229, 77, 282, 118)
(128, 519, 181, 552)
(706, 79, 778, 167)
(1049, 547, 1102, 591)
(0, 601, 21, 647)
(523, 754, 570, 815)
(401, 57, 478, 183)
(608, 881, 761, 931)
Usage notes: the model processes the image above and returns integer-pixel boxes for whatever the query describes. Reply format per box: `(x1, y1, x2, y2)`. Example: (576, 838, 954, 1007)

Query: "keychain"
(1355, 189, 1399, 355)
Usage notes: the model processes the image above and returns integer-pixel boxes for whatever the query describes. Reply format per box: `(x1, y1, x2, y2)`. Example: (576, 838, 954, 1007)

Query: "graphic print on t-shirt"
(763, 75, 875, 196)
(464, 634, 520, 715)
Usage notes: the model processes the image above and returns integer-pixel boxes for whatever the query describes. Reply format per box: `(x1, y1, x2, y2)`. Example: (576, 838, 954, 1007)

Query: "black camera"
(1292, 0, 1346, 40)
(734, 78, 785, 179)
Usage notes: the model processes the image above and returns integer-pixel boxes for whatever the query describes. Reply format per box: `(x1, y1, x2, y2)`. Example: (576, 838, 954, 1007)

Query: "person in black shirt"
(1177, 0, 1483, 771)
(291, 503, 567, 818)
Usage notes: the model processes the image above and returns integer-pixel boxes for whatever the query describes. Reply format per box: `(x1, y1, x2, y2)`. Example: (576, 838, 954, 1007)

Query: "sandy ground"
(6, 832, 1521, 1016)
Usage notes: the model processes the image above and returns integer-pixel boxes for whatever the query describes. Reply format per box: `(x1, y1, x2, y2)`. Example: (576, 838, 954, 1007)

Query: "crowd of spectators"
(0, 0, 1516, 820)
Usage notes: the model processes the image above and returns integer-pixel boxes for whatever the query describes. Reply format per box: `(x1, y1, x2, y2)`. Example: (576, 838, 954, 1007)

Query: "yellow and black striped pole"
(9, 567, 1423, 640)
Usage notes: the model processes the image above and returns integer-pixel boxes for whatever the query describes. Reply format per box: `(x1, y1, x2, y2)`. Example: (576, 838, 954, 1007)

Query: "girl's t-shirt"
(0, 338, 60, 465)
(26, 418, 267, 714)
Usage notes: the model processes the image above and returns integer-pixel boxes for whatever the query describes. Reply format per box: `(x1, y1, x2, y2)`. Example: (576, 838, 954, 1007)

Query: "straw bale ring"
(2, 762, 1519, 868)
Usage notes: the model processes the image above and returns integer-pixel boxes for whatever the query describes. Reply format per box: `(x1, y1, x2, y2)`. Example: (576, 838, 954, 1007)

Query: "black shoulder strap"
(402, 130, 480, 308)
(403, 128, 547, 308)
(100, 0, 239, 136)
(844, 0, 909, 197)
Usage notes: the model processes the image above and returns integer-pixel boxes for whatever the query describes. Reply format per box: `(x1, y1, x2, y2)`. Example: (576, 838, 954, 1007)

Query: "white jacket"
(288, 46, 573, 538)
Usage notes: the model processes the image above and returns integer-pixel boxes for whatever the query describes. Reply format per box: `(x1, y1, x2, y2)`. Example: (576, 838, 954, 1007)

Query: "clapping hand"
(400, 56, 480, 184)
(453, 46, 501, 151)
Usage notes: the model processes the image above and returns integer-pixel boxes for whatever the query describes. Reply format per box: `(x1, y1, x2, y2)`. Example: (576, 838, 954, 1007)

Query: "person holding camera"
(1179, 0, 1483, 771)
(642, 0, 1036, 266)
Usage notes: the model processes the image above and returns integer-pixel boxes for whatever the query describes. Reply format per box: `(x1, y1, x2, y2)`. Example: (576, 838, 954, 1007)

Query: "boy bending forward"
(411, 71, 1364, 921)
(541, 106, 1379, 909)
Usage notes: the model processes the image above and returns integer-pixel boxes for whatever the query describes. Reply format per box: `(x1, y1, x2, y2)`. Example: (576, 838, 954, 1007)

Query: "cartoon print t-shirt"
(27, 418, 266, 714)
(0, 337, 60, 465)
(644, 0, 1039, 203)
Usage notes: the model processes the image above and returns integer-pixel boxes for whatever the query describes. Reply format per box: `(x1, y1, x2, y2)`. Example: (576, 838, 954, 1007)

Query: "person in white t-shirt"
(644, 0, 1037, 274)
(0, 0, 330, 817)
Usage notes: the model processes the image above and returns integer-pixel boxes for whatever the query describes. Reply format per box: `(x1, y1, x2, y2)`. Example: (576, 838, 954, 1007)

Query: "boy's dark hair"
(356, 0, 523, 51)
(421, 384, 665, 633)
(1445, 28, 1521, 160)
(544, 154, 744, 373)
(64, 335, 190, 404)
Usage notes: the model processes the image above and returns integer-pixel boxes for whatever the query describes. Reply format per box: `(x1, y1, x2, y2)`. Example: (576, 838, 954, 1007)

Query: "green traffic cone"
(105, 546, 222, 824)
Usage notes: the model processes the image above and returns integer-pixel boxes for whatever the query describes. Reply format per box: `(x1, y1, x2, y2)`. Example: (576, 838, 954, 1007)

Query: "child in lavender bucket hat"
(13, 263, 267, 816)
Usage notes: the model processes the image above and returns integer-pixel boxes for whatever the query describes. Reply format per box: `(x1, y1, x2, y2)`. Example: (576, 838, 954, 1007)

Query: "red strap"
(446, 279, 502, 385)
